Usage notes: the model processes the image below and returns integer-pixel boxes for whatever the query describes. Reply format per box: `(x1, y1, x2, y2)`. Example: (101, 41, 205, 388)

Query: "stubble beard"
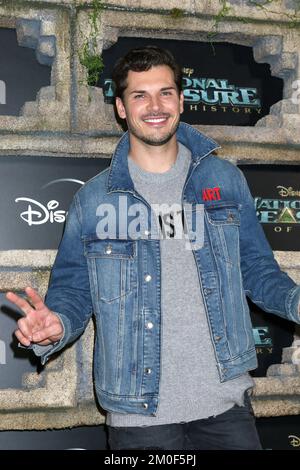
(128, 115, 180, 147)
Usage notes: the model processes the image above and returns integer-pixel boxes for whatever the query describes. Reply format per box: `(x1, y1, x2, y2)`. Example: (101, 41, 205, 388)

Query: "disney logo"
(277, 186, 300, 197)
(15, 198, 66, 226)
(288, 435, 300, 447)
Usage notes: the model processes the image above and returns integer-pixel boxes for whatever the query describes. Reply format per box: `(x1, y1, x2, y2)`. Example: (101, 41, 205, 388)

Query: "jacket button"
(142, 403, 148, 409)
(144, 274, 152, 282)
(214, 335, 222, 341)
(146, 322, 154, 329)
(144, 230, 150, 236)
(204, 288, 211, 295)
(145, 368, 152, 374)
(105, 245, 112, 254)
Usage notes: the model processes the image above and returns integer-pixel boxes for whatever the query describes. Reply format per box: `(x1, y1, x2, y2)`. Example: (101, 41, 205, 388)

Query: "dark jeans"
(107, 394, 262, 450)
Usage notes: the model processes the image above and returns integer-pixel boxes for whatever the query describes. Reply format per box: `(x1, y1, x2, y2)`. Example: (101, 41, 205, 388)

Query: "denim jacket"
(43, 123, 300, 415)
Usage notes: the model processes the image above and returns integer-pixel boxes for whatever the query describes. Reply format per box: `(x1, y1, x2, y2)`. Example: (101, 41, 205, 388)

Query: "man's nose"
(148, 95, 161, 111)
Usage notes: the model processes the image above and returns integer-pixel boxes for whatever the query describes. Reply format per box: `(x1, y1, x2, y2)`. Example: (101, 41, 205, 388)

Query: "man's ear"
(115, 97, 127, 120)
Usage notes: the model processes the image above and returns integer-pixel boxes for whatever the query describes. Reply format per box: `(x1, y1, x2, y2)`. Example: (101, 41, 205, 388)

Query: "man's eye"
(134, 94, 144, 99)
(161, 91, 172, 96)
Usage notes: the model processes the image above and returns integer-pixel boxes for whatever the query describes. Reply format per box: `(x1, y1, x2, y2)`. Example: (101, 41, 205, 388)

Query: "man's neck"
(128, 136, 178, 173)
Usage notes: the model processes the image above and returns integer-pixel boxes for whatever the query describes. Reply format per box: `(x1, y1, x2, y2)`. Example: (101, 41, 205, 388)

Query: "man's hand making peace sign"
(6, 287, 64, 347)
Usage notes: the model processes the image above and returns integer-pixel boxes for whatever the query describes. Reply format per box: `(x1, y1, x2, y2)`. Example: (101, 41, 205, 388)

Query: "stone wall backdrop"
(0, 0, 299, 432)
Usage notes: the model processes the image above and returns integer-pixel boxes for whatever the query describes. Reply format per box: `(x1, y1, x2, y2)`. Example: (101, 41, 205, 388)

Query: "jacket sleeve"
(239, 169, 300, 324)
(39, 192, 93, 364)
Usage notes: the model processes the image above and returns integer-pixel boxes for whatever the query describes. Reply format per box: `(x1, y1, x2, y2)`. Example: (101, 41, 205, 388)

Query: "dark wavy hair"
(112, 46, 182, 99)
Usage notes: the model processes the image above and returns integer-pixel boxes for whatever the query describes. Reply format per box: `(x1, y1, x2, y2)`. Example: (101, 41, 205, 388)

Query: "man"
(6, 46, 300, 450)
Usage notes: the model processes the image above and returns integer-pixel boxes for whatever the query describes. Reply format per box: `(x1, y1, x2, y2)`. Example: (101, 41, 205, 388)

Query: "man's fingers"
(32, 338, 53, 346)
(17, 317, 33, 340)
(24, 286, 46, 311)
(6, 288, 48, 318)
(6, 291, 33, 316)
(15, 329, 31, 347)
(7, 289, 62, 346)
(32, 324, 63, 344)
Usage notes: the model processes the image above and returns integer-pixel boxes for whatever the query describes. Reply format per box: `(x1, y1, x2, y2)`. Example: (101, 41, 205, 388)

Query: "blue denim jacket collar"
(107, 122, 220, 194)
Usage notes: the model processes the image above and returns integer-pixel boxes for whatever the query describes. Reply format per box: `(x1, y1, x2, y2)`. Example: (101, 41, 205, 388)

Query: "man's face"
(115, 65, 184, 147)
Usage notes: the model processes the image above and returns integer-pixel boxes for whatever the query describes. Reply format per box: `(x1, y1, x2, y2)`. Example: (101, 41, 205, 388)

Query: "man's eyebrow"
(129, 86, 176, 95)
(160, 87, 176, 91)
(129, 89, 146, 95)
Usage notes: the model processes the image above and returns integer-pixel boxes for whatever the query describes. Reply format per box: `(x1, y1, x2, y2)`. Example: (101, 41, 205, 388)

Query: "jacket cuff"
(30, 312, 66, 357)
(39, 312, 72, 365)
(18, 312, 71, 365)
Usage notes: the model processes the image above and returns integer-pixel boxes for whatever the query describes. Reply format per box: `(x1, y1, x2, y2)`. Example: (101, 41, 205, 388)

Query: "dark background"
(239, 165, 300, 251)
(0, 29, 50, 116)
(0, 156, 108, 250)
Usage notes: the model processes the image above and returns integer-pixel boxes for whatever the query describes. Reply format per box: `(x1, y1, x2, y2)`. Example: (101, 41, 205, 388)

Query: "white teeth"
(144, 118, 166, 123)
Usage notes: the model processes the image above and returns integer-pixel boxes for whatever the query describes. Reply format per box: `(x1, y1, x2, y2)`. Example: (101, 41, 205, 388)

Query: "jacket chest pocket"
(205, 203, 240, 266)
(84, 239, 136, 303)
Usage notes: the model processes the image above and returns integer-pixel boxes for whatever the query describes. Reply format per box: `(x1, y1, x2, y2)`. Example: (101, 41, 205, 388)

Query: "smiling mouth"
(143, 116, 169, 124)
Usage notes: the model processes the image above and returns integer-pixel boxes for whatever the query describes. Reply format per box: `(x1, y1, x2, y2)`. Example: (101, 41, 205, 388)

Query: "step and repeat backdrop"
(98, 37, 283, 127)
(239, 165, 300, 378)
(0, 30, 299, 449)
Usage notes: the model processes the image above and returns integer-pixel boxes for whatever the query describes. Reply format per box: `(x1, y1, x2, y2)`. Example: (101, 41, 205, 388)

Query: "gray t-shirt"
(107, 143, 253, 427)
